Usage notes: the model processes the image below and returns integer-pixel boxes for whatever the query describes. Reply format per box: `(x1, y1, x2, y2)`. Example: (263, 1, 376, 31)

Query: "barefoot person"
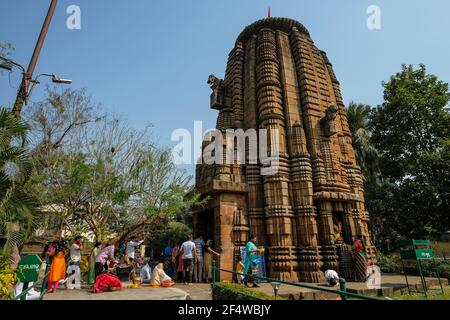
(88, 242, 102, 285)
(180, 235, 196, 285)
(126, 236, 144, 264)
(66, 236, 83, 289)
(235, 256, 245, 284)
(203, 240, 220, 283)
(140, 260, 152, 284)
(352, 235, 369, 282)
(243, 235, 261, 288)
(47, 241, 67, 293)
(325, 269, 340, 287)
(193, 235, 205, 283)
(150, 263, 174, 287)
(94, 244, 117, 279)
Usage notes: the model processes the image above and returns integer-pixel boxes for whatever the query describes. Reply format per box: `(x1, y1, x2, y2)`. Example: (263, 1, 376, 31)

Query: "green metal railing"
(211, 260, 384, 301)
(14, 263, 50, 301)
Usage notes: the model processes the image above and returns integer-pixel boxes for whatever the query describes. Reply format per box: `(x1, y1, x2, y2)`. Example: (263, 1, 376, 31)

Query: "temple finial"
(268, 7, 271, 18)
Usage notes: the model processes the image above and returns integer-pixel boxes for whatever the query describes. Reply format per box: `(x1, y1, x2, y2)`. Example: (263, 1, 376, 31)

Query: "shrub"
(420, 260, 450, 279)
(377, 252, 402, 273)
(377, 252, 450, 279)
(212, 282, 286, 300)
(0, 255, 16, 300)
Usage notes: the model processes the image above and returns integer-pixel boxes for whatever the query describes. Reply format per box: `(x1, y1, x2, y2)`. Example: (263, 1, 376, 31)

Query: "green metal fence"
(14, 263, 50, 301)
(211, 260, 384, 301)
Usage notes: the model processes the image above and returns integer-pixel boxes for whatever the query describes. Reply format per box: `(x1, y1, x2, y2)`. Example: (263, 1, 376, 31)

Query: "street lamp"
(27, 73, 72, 104)
(51, 74, 72, 84)
(270, 282, 281, 298)
(0, 57, 72, 105)
(0, 61, 13, 72)
(0, 57, 25, 74)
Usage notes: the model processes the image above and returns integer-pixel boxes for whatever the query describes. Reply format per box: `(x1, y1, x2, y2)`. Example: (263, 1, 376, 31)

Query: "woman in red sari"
(352, 235, 368, 282)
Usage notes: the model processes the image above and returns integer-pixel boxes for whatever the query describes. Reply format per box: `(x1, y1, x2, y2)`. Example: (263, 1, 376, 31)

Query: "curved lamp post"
(270, 281, 281, 298)
(0, 57, 72, 105)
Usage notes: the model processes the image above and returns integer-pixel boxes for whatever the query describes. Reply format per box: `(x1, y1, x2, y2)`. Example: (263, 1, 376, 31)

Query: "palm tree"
(346, 102, 379, 181)
(0, 107, 40, 256)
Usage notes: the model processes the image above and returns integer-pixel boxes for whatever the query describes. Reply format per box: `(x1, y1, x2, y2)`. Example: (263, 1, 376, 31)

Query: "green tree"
(116, 146, 206, 244)
(0, 41, 14, 58)
(26, 88, 206, 244)
(0, 107, 40, 255)
(149, 221, 192, 259)
(346, 102, 379, 180)
(370, 64, 450, 242)
(0, 41, 14, 77)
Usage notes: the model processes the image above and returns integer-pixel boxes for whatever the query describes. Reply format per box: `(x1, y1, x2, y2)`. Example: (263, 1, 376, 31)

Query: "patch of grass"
(385, 286, 450, 300)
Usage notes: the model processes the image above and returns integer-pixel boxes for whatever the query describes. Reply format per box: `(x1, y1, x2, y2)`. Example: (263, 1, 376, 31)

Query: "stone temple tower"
(193, 17, 376, 283)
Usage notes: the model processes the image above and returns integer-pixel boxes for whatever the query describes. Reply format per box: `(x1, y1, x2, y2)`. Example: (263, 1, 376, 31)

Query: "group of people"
(41, 237, 119, 293)
(237, 233, 371, 288)
(332, 216, 372, 283)
(161, 235, 220, 285)
(38, 235, 186, 293)
(323, 234, 372, 287)
(38, 235, 150, 293)
(11, 229, 370, 296)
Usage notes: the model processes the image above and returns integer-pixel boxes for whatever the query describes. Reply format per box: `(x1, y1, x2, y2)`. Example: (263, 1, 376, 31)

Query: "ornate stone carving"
(207, 74, 223, 91)
(208, 74, 231, 110)
(321, 105, 339, 137)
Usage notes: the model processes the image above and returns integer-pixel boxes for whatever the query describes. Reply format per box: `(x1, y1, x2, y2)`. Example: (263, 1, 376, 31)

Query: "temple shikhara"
(193, 17, 376, 282)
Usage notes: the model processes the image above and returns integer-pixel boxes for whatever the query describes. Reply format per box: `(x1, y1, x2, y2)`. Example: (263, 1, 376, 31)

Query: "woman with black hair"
(94, 243, 117, 279)
(88, 242, 102, 284)
(243, 235, 261, 288)
(47, 241, 67, 293)
(352, 235, 369, 282)
(203, 240, 220, 283)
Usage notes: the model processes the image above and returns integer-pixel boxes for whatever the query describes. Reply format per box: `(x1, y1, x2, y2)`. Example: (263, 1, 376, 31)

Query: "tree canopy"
(348, 64, 450, 250)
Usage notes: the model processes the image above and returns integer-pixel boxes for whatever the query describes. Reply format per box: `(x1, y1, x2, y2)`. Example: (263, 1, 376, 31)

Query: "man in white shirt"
(193, 235, 204, 283)
(180, 235, 196, 285)
(126, 236, 144, 262)
(66, 236, 83, 289)
(325, 269, 340, 287)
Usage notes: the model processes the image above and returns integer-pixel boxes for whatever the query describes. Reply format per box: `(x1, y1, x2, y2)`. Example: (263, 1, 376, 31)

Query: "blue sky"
(1, 0, 450, 173)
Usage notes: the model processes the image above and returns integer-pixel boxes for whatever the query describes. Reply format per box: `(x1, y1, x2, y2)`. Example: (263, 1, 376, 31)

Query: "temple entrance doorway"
(194, 208, 215, 243)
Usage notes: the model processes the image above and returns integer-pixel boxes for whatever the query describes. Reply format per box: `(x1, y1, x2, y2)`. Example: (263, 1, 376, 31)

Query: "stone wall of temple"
(194, 17, 376, 282)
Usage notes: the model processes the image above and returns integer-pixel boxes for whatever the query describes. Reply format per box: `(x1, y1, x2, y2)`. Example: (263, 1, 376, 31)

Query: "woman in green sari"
(88, 242, 102, 285)
(243, 235, 261, 288)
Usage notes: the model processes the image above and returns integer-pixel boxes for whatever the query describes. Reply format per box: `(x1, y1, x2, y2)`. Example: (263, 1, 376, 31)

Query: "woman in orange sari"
(47, 241, 67, 293)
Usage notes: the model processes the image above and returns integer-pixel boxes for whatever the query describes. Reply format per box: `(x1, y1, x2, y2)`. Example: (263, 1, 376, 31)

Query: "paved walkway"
(176, 283, 213, 300)
(44, 283, 190, 300)
(249, 274, 447, 300)
(41, 274, 447, 300)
